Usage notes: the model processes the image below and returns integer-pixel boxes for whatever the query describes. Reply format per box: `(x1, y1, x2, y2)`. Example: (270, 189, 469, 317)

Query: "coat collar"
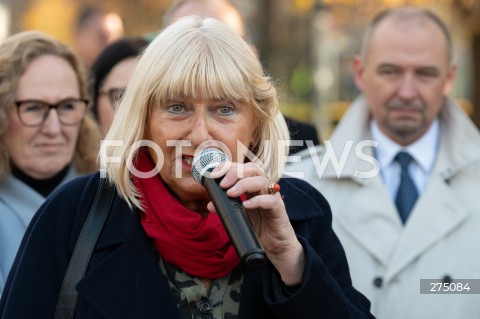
(0, 173, 45, 226)
(0, 167, 79, 226)
(332, 175, 401, 266)
(383, 175, 470, 282)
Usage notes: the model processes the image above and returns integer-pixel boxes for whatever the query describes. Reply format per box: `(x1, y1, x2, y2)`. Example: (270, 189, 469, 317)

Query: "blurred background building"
(1, 0, 479, 140)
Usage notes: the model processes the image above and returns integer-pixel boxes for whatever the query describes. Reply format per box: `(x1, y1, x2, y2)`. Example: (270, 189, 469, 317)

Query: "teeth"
(183, 157, 193, 166)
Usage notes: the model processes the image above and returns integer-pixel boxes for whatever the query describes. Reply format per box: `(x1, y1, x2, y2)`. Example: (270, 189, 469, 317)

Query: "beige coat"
(286, 96, 480, 319)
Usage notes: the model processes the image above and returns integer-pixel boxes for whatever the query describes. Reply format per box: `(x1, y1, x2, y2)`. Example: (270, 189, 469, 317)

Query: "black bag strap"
(54, 176, 115, 319)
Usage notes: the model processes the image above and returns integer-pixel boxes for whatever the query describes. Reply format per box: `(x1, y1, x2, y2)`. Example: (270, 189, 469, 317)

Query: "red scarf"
(133, 151, 240, 279)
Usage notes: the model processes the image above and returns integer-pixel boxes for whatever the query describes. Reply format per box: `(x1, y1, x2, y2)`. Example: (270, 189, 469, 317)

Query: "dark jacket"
(0, 173, 374, 318)
(285, 116, 320, 154)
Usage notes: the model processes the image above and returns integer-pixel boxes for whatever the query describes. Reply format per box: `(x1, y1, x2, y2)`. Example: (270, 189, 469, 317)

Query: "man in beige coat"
(287, 6, 480, 319)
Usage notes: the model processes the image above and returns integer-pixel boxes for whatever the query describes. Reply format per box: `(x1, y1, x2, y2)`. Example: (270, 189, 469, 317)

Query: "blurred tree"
(21, 0, 75, 43)
(452, 0, 480, 127)
(254, 0, 314, 98)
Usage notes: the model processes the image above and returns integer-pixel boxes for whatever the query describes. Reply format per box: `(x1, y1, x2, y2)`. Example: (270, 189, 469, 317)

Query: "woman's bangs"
(162, 48, 251, 102)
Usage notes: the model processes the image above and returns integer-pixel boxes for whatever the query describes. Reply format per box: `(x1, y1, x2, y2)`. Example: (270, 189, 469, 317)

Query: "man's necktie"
(395, 151, 418, 223)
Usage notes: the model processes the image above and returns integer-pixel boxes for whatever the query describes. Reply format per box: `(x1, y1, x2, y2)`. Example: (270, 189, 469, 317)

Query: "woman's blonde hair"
(0, 31, 101, 178)
(104, 16, 289, 209)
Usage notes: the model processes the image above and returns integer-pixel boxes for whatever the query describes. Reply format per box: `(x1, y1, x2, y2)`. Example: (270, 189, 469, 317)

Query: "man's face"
(354, 17, 456, 145)
(74, 12, 124, 67)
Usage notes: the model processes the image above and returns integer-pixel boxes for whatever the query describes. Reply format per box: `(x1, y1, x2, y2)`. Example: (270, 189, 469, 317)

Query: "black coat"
(285, 116, 320, 154)
(0, 173, 374, 318)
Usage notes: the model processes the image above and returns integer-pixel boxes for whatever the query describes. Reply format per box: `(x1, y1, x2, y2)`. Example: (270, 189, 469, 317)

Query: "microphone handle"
(202, 177, 266, 269)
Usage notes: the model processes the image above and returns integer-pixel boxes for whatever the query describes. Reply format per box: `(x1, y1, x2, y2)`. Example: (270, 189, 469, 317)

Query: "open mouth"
(182, 155, 193, 167)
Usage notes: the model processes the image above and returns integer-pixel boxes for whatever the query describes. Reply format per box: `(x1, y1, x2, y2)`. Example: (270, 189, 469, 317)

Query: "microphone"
(192, 148, 266, 269)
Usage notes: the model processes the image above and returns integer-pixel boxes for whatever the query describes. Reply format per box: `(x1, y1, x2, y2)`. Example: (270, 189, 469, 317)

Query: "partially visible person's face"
(3, 55, 82, 179)
(102, 13, 125, 42)
(354, 17, 456, 146)
(97, 57, 138, 134)
(170, 1, 245, 38)
(146, 97, 256, 212)
(75, 13, 124, 67)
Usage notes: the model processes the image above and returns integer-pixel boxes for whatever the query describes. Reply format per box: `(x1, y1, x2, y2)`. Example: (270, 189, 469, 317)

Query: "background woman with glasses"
(0, 31, 101, 294)
(91, 37, 149, 134)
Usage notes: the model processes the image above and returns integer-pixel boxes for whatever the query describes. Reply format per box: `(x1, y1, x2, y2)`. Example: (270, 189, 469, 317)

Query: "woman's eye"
(60, 102, 75, 111)
(217, 106, 235, 116)
(167, 104, 186, 113)
(23, 104, 44, 113)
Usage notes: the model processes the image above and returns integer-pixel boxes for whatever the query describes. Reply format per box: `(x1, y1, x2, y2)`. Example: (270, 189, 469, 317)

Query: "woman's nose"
(41, 109, 62, 135)
(188, 113, 213, 146)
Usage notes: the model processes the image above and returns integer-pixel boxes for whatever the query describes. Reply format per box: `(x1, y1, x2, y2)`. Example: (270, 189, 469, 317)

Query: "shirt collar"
(371, 119, 440, 173)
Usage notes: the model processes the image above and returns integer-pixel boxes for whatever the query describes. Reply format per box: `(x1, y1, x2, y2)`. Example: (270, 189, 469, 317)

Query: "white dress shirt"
(371, 119, 440, 200)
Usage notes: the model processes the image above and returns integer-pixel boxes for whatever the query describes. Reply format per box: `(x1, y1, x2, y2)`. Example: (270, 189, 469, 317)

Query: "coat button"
(373, 276, 383, 288)
(198, 299, 212, 313)
(442, 275, 452, 284)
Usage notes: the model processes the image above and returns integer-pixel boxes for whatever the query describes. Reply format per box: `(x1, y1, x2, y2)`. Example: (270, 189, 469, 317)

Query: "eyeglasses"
(15, 98, 88, 127)
(99, 87, 126, 109)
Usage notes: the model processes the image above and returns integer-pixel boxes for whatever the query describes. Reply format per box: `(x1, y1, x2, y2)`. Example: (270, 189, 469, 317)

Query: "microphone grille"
(191, 148, 228, 184)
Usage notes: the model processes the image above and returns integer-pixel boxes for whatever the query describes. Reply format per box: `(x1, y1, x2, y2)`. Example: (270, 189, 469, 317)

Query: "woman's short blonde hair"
(0, 31, 101, 178)
(104, 16, 290, 209)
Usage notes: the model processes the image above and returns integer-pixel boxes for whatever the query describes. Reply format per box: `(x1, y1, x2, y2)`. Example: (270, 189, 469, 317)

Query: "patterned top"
(159, 258, 243, 319)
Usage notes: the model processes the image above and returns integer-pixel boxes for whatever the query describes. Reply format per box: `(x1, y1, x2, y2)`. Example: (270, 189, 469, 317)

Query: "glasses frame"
(15, 98, 89, 127)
